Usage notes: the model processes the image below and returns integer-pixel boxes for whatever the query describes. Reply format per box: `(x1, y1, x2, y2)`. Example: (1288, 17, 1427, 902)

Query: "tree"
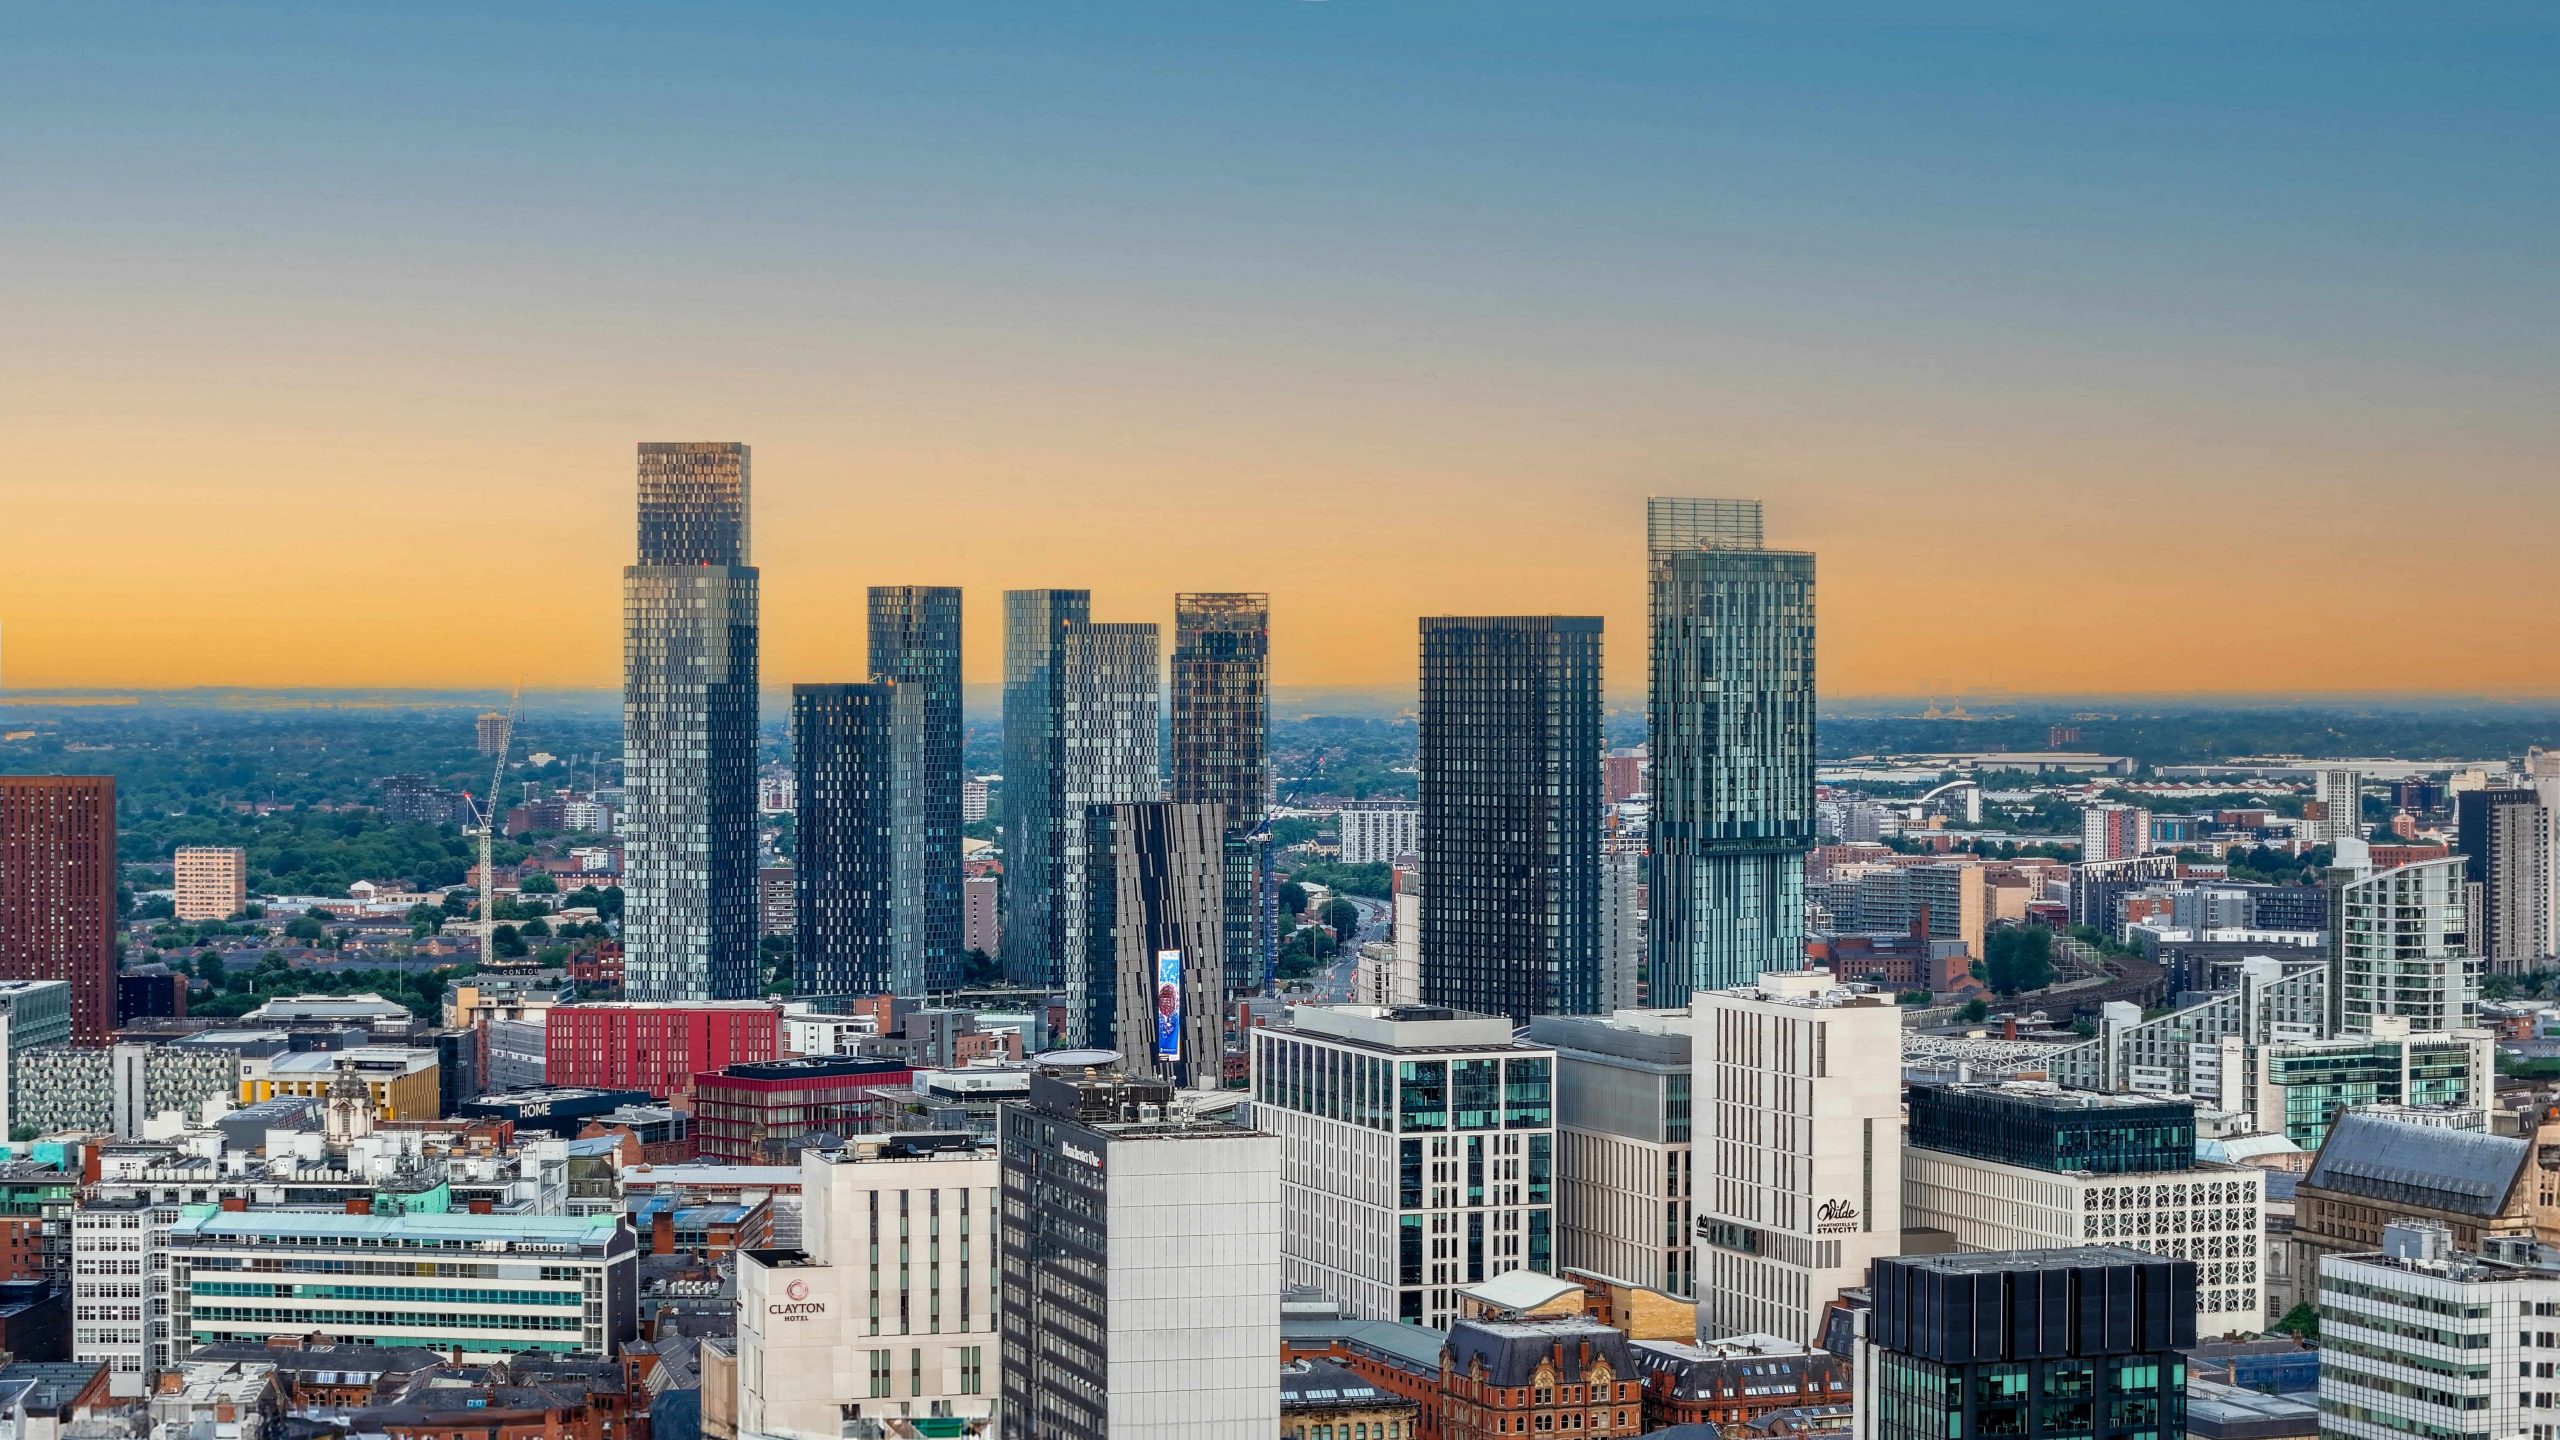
(1278, 881, 1310, 918)
(1958, 998, 1990, 1024)
(961, 949, 1003, 987)
(136, 894, 176, 920)
(519, 873, 559, 894)
(1320, 897, 1362, 939)
(1982, 926, 2054, 997)
(197, 951, 226, 988)
(491, 924, 528, 959)
(441, 889, 474, 916)
(283, 915, 327, 943)
(2270, 1302, 2318, 1340)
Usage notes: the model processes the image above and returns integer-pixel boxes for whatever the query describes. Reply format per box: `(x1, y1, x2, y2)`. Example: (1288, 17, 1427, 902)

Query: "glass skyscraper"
(791, 681, 928, 998)
(868, 585, 964, 993)
(1058, 621, 1162, 1029)
(1645, 496, 1816, 1005)
(1418, 615, 1603, 1023)
(999, 590, 1091, 988)
(623, 442, 759, 1001)
(1170, 593, 1273, 995)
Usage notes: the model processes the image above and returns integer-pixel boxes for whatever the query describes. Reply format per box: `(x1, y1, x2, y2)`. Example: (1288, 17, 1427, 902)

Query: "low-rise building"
(1900, 1082, 2265, 1336)
(1282, 1356, 1420, 1440)
(1528, 1010, 1692, 1299)
(692, 1057, 915, 1164)
(2290, 1110, 2538, 1297)
(1629, 1335, 1850, 1434)
(166, 1210, 637, 1362)
(1438, 1316, 1643, 1440)
(239, 1045, 440, 1121)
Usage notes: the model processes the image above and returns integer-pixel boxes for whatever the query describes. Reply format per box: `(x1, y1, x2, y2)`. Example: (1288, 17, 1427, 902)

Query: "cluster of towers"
(620, 442, 1818, 1060)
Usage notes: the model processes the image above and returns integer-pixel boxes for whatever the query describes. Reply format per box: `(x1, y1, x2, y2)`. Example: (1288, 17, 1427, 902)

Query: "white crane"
(462, 685, 521, 962)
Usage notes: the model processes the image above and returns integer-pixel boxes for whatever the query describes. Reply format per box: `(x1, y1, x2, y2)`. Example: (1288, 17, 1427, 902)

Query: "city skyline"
(6, 6, 2557, 697)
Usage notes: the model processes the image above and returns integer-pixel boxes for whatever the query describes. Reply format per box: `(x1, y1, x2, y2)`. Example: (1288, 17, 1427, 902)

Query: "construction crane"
(461, 685, 522, 963)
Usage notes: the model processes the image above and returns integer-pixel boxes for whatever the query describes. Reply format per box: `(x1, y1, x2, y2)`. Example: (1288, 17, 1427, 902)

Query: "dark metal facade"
(869, 585, 965, 993)
(1418, 616, 1604, 1023)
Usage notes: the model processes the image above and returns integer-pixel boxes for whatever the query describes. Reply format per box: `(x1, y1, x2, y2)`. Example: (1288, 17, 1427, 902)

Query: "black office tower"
(869, 585, 965, 993)
(1859, 1248, 2195, 1440)
(1418, 616, 1603, 1023)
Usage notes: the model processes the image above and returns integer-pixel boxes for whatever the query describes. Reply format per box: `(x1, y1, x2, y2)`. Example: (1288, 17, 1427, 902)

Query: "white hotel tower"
(1691, 969, 1903, 1345)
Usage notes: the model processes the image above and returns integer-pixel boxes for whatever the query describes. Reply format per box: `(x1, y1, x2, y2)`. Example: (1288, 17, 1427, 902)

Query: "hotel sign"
(1815, 1198, 1862, 1235)
(766, 1278, 830, 1323)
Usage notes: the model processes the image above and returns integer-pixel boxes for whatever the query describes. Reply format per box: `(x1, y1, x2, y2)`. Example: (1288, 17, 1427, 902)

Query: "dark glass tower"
(1418, 616, 1604, 1023)
(1171, 593, 1273, 995)
(624, 442, 759, 1001)
(1859, 1248, 2194, 1440)
(792, 682, 928, 997)
(1080, 800, 1227, 1084)
(999, 590, 1091, 988)
(1645, 497, 1816, 1006)
(868, 585, 964, 993)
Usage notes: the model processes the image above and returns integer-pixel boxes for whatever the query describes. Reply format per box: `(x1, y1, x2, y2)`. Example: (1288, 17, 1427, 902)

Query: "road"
(1309, 893, 1390, 1002)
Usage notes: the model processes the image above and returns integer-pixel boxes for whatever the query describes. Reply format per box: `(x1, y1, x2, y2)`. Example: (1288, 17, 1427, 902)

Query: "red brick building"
(1438, 1319, 1644, 1440)
(1628, 1338, 1851, 1432)
(690, 1056, 914, 1163)
(544, 1001, 779, 1105)
(0, 776, 118, 1044)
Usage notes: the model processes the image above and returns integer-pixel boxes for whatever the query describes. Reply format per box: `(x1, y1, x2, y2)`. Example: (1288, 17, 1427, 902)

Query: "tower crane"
(462, 684, 522, 962)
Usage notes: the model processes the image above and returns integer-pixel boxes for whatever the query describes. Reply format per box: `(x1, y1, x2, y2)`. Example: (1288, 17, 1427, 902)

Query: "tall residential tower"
(1418, 616, 1603, 1023)
(622, 442, 760, 1001)
(999, 590, 1091, 988)
(869, 586, 966, 990)
(1171, 593, 1273, 995)
(1646, 497, 1816, 1005)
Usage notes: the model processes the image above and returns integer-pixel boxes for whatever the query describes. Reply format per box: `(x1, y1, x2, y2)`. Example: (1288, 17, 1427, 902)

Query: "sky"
(3, 3, 2556, 698)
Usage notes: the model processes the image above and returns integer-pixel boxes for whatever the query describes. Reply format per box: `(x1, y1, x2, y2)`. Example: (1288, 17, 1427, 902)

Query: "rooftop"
(168, 1208, 626, 1250)
(1886, 1245, 2188, 1277)
(2303, 1112, 2528, 1218)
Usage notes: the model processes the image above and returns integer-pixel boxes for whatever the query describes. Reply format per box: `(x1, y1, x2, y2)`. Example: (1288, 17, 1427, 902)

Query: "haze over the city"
(5, 3, 2556, 695)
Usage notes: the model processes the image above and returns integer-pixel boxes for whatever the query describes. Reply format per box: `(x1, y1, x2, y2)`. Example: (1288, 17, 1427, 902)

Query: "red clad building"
(691, 1056, 915, 1164)
(0, 776, 118, 1044)
(545, 1001, 779, 1105)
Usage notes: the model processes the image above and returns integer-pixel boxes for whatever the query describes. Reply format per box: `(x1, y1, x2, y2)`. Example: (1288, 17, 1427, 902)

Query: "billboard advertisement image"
(1155, 948, 1182, 1062)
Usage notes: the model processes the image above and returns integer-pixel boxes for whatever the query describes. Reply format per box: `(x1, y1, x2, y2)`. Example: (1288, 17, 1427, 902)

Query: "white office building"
(1899, 1083, 2266, 1337)
(1249, 1004, 1554, 1329)
(1337, 804, 1421, 867)
(2318, 1223, 2560, 1440)
(737, 1134, 997, 1438)
(1691, 969, 1901, 1346)
(1529, 1010, 1693, 1299)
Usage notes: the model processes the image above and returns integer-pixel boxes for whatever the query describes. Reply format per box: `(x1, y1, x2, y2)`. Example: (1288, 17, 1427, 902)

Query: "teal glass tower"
(1645, 497, 1815, 1006)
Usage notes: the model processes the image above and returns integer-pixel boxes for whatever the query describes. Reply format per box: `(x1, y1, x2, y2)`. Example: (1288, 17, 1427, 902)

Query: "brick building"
(543, 1001, 778, 1105)
(0, 777, 118, 1044)
(1438, 1318, 1643, 1440)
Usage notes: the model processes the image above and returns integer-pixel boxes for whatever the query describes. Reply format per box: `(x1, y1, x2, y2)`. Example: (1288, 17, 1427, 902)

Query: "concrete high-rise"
(792, 682, 928, 997)
(1059, 621, 1162, 1016)
(999, 589, 1091, 987)
(999, 1059, 1280, 1439)
(1418, 616, 1603, 1022)
(869, 586, 965, 992)
(1250, 1004, 1555, 1327)
(623, 442, 759, 1001)
(2327, 844, 2479, 1036)
(1171, 593, 1273, 996)
(2312, 766, 2366, 845)
(2457, 786, 2553, 971)
(1081, 800, 1227, 1085)
(1692, 969, 1900, 1345)
(1645, 497, 1816, 1006)
(0, 777, 118, 1045)
(171, 845, 247, 923)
